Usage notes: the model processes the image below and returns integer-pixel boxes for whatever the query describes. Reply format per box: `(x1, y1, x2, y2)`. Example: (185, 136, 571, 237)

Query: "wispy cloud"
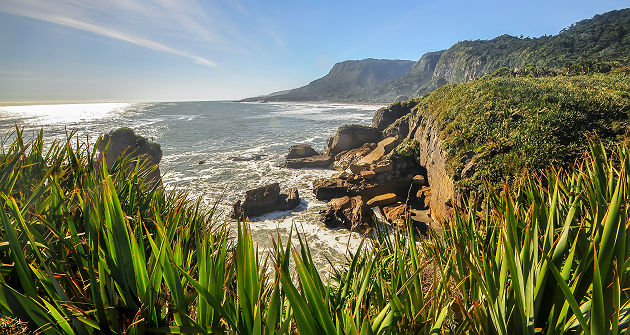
(0, 0, 222, 67)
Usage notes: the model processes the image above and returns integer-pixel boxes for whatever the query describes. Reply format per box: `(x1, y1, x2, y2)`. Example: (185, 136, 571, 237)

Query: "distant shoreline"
(0, 100, 387, 108)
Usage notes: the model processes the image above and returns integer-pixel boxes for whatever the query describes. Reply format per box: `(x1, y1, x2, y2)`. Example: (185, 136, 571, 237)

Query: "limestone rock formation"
(286, 144, 319, 159)
(325, 125, 381, 156)
(372, 100, 417, 131)
(98, 127, 163, 186)
(231, 183, 301, 220)
(284, 155, 333, 169)
(319, 196, 372, 232)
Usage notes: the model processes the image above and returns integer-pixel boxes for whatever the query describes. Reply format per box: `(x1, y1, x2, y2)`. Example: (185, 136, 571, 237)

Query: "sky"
(0, 0, 628, 103)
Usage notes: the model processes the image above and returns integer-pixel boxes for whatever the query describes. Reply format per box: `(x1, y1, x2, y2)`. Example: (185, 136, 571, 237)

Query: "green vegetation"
(248, 8, 630, 103)
(408, 67, 630, 194)
(1, 124, 629, 333)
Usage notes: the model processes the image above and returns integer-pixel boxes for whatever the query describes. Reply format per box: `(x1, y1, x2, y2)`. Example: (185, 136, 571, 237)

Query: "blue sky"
(0, 0, 627, 102)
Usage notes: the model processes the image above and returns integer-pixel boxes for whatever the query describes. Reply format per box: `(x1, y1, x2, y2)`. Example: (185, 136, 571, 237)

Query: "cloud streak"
(0, 1, 217, 67)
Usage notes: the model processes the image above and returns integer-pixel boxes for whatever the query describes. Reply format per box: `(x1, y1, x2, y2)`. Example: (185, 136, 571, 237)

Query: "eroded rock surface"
(231, 183, 301, 220)
(286, 144, 319, 159)
(325, 125, 381, 156)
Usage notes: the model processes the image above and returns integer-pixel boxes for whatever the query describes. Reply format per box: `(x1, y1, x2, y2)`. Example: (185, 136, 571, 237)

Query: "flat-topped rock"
(332, 143, 376, 171)
(286, 144, 319, 159)
(367, 193, 398, 207)
(284, 155, 333, 169)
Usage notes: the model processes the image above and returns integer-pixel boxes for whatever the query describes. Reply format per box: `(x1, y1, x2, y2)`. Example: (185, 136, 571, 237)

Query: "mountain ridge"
(243, 8, 630, 103)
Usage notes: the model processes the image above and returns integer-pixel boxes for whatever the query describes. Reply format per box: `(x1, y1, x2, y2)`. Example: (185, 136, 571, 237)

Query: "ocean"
(0, 101, 382, 271)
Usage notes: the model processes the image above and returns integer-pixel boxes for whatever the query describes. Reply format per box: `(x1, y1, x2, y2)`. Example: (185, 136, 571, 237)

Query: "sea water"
(0, 101, 382, 271)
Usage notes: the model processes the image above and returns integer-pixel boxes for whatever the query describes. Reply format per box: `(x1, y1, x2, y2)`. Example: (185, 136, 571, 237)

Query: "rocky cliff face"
(243, 8, 630, 103)
(406, 107, 455, 221)
(370, 102, 455, 221)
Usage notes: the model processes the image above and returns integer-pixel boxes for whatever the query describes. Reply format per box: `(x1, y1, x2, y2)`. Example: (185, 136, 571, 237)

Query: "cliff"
(378, 66, 630, 220)
(241, 59, 414, 102)
(244, 8, 630, 103)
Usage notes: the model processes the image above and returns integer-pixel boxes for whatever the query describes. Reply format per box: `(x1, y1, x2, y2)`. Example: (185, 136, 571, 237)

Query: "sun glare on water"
(0, 103, 129, 125)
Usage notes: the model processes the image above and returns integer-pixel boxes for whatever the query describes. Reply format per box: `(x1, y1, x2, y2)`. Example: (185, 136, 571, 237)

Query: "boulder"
(280, 187, 301, 210)
(313, 178, 348, 201)
(286, 144, 319, 159)
(320, 196, 372, 232)
(98, 127, 162, 186)
(367, 193, 398, 207)
(231, 183, 301, 220)
(284, 155, 333, 169)
(382, 203, 409, 228)
(230, 154, 267, 161)
(325, 125, 381, 157)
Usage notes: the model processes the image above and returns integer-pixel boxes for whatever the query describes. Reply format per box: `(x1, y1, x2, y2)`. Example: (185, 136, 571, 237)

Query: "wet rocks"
(231, 183, 301, 220)
(230, 154, 267, 161)
(98, 127, 162, 186)
(286, 144, 319, 159)
(320, 196, 372, 232)
(284, 155, 333, 169)
(325, 125, 381, 156)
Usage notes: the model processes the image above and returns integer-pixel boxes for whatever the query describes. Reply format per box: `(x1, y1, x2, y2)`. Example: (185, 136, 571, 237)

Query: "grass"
(0, 128, 628, 334)
(409, 67, 630, 195)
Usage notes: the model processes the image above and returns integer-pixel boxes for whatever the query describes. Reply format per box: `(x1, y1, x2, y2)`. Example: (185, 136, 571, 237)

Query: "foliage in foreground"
(0, 130, 628, 334)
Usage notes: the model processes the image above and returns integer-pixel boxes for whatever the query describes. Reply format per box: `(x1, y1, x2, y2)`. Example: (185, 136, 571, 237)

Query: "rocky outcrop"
(372, 100, 417, 131)
(332, 143, 376, 171)
(231, 183, 301, 220)
(98, 127, 162, 186)
(286, 144, 319, 159)
(383, 115, 410, 139)
(320, 196, 372, 232)
(382, 203, 409, 229)
(357, 137, 399, 166)
(325, 125, 381, 156)
(407, 107, 455, 221)
(284, 155, 333, 169)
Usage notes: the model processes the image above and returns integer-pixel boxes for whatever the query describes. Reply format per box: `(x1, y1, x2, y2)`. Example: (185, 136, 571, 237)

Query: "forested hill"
(240, 59, 414, 102)
(244, 8, 630, 103)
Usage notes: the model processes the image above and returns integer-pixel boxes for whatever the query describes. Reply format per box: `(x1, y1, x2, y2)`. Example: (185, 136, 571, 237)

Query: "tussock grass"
(0, 128, 628, 334)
